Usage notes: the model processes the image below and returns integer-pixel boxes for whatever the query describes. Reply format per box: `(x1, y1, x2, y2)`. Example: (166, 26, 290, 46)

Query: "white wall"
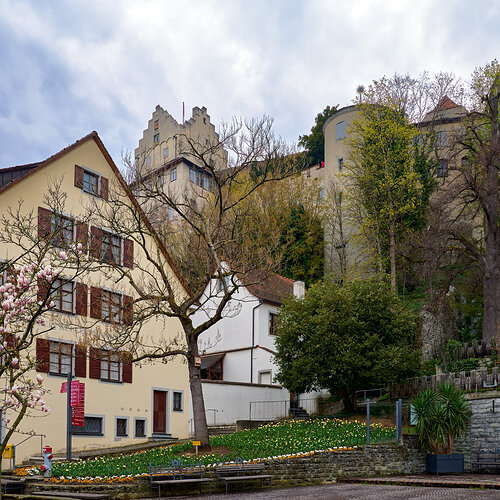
(201, 381, 290, 426)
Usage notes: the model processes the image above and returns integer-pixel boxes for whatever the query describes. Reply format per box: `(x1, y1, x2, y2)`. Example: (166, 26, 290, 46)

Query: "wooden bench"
(149, 461, 213, 497)
(216, 459, 272, 494)
(1, 478, 25, 494)
(472, 450, 500, 472)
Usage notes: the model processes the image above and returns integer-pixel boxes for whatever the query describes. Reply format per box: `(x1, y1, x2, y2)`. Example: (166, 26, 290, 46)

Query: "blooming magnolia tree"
(0, 241, 84, 477)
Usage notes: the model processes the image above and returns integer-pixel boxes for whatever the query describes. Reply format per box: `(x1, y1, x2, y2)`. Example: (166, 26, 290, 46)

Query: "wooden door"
(153, 390, 167, 434)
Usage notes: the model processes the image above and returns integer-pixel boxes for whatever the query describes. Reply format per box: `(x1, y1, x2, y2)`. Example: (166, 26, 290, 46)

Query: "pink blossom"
(36, 374, 44, 384)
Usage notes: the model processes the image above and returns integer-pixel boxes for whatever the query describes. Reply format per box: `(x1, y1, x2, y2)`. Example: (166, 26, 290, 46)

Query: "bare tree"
(87, 116, 305, 449)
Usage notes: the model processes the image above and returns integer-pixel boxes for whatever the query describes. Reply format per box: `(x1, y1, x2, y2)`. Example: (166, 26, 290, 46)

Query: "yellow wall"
(0, 137, 190, 465)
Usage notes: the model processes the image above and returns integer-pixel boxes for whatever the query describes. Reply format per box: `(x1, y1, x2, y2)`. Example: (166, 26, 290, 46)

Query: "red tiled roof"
(245, 272, 294, 305)
(434, 96, 459, 112)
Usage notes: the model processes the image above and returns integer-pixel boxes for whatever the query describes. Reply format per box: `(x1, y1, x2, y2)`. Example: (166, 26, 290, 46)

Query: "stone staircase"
(289, 406, 310, 419)
(208, 425, 237, 436)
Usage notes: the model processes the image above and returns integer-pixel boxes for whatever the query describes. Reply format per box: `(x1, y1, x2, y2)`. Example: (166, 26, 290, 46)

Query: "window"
(170, 167, 177, 182)
(116, 417, 128, 437)
(269, 312, 277, 336)
(335, 121, 346, 140)
(51, 279, 75, 314)
(259, 371, 272, 385)
(168, 206, 174, 221)
(157, 174, 164, 188)
(83, 170, 99, 196)
(203, 174, 212, 190)
(134, 418, 146, 438)
(102, 231, 122, 265)
(173, 391, 183, 412)
(436, 131, 447, 148)
(146, 157, 151, 168)
(338, 158, 344, 171)
(163, 147, 169, 160)
(102, 290, 123, 324)
(49, 341, 73, 376)
(153, 133, 159, 144)
(437, 159, 449, 178)
(51, 214, 74, 247)
(72, 416, 103, 436)
(154, 120, 159, 130)
(101, 350, 122, 382)
(189, 166, 197, 183)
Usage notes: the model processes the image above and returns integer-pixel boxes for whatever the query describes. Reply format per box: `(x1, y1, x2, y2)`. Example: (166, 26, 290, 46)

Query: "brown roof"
(245, 272, 294, 305)
(434, 96, 459, 112)
(0, 131, 191, 296)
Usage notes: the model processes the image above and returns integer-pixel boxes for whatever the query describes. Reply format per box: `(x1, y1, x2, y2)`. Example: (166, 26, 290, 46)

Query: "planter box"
(426, 453, 464, 475)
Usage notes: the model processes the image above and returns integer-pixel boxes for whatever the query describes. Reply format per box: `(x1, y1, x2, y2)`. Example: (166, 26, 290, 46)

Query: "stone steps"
(208, 425, 237, 435)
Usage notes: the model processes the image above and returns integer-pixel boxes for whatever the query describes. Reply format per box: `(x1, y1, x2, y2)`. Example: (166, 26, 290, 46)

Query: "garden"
(17, 418, 396, 483)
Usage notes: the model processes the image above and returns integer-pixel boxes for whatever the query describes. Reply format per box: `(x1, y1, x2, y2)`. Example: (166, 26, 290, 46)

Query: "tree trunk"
(341, 393, 357, 413)
(187, 337, 211, 451)
(482, 78, 500, 342)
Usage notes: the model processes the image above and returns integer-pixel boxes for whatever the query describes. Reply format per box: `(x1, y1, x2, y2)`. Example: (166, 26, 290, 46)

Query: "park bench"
(149, 460, 213, 497)
(216, 459, 272, 494)
(1, 478, 25, 494)
(472, 449, 500, 472)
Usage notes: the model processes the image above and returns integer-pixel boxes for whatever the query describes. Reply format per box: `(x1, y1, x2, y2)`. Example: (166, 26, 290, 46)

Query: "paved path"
(166, 483, 500, 499)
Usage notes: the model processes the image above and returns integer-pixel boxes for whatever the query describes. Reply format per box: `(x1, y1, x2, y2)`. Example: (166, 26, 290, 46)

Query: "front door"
(153, 390, 168, 434)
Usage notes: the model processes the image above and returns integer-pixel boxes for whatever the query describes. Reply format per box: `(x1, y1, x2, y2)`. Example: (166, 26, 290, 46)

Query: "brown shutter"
(74, 165, 84, 189)
(123, 239, 134, 268)
(90, 286, 102, 319)
(5, 334, 16, 349)
(90, 226, 102, 259)
(36, 338, 50, 373)
(74, 345, 87, 378)
(76, 222, 88, 253)
(122, 353, 133, 383)
(123, 295, 133, 325)
(100, 177, 109, 200)
(37, 277, 49, 304)
(75, 283, 88, 316)
(38, 207, 52, 239)
(89, 347, 101, 379)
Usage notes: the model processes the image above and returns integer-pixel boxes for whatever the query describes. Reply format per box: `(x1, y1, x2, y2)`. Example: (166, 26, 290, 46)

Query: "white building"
(195, 273, 307, 426)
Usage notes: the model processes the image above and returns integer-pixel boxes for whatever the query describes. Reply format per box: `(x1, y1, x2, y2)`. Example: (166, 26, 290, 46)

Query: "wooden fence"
(388, 367, 499, 399)
(440, 339, 494, 363)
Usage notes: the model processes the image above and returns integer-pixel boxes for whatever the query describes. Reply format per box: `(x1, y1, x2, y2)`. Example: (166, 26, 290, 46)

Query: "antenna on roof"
(182, 102, 185, 124)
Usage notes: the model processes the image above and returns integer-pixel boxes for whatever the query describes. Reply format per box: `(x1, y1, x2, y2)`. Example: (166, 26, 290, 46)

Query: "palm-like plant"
(411, 383, 471, 454)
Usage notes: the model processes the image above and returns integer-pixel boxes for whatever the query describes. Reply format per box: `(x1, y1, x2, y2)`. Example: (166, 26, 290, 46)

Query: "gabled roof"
(433, 96, 459, 112)
(0, 131, 191, 296)
(245, 272, 294, 305)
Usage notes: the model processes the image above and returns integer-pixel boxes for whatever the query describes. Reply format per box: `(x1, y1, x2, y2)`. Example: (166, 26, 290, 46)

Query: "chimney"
(293, 281, 305, 299)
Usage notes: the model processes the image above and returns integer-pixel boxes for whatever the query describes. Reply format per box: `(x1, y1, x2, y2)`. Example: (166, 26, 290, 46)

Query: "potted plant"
(411, 382, 471, 475)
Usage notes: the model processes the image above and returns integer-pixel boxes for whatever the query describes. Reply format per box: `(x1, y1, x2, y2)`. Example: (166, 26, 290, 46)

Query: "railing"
(388, 367, 499, 399)
(249, 398, 319, 421)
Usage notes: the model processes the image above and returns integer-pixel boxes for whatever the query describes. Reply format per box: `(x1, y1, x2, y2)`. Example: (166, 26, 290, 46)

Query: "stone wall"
(262, 437, 425, 486)
(453, 391, 500, 472)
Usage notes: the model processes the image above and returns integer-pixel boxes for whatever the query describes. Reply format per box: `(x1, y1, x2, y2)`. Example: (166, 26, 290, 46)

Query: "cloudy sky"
(0, 0, 498, 169)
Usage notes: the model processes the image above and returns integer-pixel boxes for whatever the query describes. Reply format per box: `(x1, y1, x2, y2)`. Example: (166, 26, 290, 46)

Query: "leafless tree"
(87, 116, 306, 449)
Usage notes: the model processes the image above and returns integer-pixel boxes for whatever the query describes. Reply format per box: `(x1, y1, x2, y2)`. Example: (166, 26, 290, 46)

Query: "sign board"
(61, 381, 85, 426)
(2, 444, 13, 459)
(192, 441, 201, 446)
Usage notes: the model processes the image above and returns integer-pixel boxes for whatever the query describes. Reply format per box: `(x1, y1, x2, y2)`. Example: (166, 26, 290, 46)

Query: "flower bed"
(16, 418, 395, 483)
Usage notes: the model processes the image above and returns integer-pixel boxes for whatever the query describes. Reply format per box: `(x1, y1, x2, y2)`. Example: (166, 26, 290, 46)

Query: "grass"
(46, 418, 396, 481)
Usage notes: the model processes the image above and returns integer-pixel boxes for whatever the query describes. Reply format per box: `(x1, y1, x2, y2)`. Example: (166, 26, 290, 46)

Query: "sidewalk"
(340, 473, 500, 489)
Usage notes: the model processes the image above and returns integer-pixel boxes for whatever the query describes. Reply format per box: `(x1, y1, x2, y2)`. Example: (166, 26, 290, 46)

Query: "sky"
(0, 0, 499, 169)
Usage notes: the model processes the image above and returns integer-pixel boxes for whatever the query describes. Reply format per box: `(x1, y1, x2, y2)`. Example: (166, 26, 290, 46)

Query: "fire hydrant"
(40, 446, 52, 477)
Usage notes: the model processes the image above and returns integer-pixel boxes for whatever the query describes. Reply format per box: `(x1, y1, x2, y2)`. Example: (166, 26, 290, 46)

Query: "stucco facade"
(0, 133, 190, 465)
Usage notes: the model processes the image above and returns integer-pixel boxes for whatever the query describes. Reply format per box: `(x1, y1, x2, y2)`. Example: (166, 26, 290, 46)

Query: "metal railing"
(249, 398, 319, 421)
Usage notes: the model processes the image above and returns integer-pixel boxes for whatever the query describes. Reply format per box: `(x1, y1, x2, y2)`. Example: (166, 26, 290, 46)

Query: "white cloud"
(0, 0, 499, 167)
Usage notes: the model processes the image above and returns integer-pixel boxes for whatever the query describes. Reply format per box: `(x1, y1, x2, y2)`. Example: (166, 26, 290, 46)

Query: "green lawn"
(50, 418, 395, 480)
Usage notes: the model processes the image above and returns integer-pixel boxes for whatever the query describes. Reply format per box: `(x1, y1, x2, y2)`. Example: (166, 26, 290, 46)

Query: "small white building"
(195, 273, 307, 426)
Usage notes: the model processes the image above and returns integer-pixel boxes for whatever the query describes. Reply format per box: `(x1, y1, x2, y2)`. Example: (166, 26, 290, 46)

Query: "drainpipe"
(250, 300, 263, 384)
